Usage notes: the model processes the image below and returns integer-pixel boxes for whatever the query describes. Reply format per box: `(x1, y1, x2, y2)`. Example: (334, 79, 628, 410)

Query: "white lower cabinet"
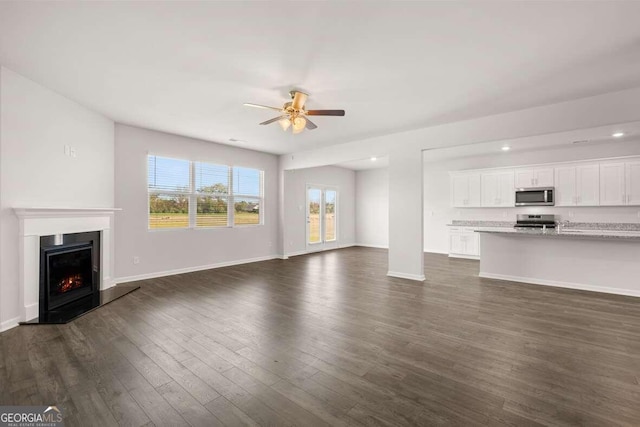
(449, 227, 480, 259)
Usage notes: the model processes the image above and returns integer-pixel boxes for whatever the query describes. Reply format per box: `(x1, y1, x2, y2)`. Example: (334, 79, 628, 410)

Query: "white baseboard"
(339, 243, 357, 249)
(355, 243, 389, 249)
(24, 303, 38, 323)
(101, 277, 116, 290)
(285, 244, 356, 258)
(284, 250, 309, 258)
(448, 253, 480, 260)
(387, 271, 426, 281)
(479, 272, 640, 298)
(0, 317, 20, 333)
(115, 254, 280, 284)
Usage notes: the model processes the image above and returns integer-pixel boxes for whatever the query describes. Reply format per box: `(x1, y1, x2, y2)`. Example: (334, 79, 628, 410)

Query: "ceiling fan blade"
(259, 115, 288, 125)
(305, 118, 318, 130)
(244, 103, 283, 112)
(306, 110, 346, 116)
(291, 91, 308, 110)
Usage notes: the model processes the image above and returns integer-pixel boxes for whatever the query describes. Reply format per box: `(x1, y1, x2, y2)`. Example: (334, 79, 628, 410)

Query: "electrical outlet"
(70, 147, 77, 158)
(133, 256, 140, 264)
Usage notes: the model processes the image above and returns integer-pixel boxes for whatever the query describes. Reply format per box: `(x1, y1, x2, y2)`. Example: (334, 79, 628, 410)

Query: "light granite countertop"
(447, 220, 514, 228)
(448, 220, 640, 232)
(475, 227, 640, 240)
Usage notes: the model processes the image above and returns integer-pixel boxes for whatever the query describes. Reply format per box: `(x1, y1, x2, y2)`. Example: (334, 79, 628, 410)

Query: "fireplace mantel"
(14, 207, 122, 218)
(14, 207, 120, 322)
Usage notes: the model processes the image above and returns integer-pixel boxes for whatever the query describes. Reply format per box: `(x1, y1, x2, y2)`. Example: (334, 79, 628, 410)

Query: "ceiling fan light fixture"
(292, 116, 306, 133)
(278, 118, 291, 131)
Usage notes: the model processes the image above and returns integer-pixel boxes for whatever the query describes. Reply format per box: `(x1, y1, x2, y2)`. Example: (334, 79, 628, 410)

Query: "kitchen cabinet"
(450, 155, 640, 209)
(599, 160, 640, 206)
(451, 172, 481, 207)
(554, 165, 577, 206)
(627, 160, 640, 205)
(600, 162, 626, 205)
(481, 171, 514, 207)
(514, 167, 554, 188)
(449, 227, 480, 259)
(576, 164, 599, 206)
(554, 164, 599, 206)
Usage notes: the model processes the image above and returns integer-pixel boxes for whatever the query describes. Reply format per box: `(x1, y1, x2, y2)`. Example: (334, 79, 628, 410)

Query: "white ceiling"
(337, 157, 389, 171)
(423, 121, 640, 163)
(2, 2, 640, 155)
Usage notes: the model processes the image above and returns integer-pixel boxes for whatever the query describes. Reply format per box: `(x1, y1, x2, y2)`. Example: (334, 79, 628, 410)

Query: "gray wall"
(0, 67, 114, 328)
(114, 124, 279, 280)
(355, 169, 389, 248)
(283, 166, 355, 255)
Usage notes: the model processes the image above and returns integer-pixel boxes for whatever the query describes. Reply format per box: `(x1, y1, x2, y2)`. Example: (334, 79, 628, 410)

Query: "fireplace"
(39, 231, 101, 321)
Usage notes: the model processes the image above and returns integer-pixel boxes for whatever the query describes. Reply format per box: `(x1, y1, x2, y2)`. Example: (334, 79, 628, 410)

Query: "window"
(232, 167, 262, 226)
(147, 155, 263, 229)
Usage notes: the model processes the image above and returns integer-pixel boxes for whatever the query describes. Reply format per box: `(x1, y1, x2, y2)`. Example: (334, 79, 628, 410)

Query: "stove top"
(514, 214, 557, 229)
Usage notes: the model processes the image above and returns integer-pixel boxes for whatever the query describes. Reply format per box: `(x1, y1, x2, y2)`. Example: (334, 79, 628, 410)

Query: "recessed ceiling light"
(501, 146, 511, 151)
(371, 157, 377, 161)
(612, 132, 625, 138)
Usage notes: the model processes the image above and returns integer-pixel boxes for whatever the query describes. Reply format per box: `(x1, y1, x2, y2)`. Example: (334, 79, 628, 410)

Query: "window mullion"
(189, 161, 196, 228)
(228, 166, 234, 227)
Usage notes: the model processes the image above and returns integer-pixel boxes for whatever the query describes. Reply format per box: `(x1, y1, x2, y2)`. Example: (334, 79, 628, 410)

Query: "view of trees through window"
(148, 156, 263, 229)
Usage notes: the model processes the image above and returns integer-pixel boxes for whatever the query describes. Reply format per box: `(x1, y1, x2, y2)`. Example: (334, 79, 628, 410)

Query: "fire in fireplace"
(58, 273, 85, 293)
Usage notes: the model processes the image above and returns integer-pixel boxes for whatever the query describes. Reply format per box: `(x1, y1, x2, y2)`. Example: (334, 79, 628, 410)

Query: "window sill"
(147, 225, 263, 232)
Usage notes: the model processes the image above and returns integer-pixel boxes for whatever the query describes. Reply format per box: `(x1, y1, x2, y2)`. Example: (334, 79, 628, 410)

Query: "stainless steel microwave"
(515, 187, 555, 206)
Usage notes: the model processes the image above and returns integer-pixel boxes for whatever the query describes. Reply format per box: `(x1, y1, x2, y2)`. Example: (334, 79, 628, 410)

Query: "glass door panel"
(324, 190, 337, 242)
(307, 187, 322, 245)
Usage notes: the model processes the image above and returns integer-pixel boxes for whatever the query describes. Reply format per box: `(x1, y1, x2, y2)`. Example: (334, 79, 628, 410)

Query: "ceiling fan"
(244, 90, 345, 134)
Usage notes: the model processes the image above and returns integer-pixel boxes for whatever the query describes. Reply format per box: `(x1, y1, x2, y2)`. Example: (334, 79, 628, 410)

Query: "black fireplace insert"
(43, 242, 95, 311)
(39, 231, 101, 321)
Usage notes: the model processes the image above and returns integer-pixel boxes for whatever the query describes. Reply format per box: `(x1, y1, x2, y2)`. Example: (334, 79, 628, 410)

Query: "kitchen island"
(476, 227, 640, 297)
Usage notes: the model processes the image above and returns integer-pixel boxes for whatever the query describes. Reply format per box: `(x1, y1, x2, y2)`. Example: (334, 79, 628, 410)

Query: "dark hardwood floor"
(2, 247, 640, 426)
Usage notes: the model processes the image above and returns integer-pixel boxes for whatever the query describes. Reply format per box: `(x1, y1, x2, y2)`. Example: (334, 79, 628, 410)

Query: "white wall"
(424, 139, 640, 254)
(355, 169, 389, 248)
(283, 166, 355, 255)
(114, 124, 279, 280)
(0, 67, 114, 329)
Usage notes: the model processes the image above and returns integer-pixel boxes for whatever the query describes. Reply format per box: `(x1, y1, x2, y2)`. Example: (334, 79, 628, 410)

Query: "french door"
(306, 185, 338, 251)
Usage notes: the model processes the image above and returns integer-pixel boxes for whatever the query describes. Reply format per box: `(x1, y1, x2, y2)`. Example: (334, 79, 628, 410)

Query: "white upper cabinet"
(551, 164, 599, 206)
(600, 162, 626, 206)
(535, 168, 555, 187)
(514, 169, 534, 189)
(576, 164, 600, 206)
(514, 167, 554, 188)
(598, 160, 640, 206)
(451, 156, 639, 209)
(481, 171, 514, 207)
(554, 165, 577, 206)
(627, 161, 640, 205)
(451, 172, 481, 207)
(468, 174, 481, 207)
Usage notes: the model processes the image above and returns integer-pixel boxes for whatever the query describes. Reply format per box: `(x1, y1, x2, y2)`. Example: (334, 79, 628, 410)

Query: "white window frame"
(147, 155, 264, 230)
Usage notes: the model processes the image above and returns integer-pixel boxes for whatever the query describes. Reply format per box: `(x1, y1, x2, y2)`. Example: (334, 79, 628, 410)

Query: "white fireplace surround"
(14, 207, 121, 322)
